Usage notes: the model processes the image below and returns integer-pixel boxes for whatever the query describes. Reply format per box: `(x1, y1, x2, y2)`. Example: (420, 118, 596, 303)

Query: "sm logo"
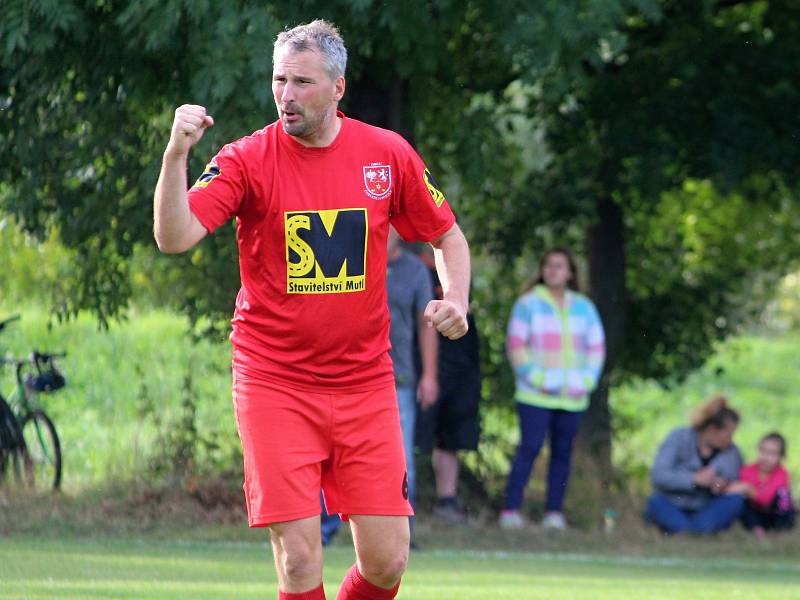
(284, 209, 368, 294)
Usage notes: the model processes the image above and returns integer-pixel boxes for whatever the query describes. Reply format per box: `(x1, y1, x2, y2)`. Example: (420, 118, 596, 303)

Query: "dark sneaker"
(432, 499, 467, 524)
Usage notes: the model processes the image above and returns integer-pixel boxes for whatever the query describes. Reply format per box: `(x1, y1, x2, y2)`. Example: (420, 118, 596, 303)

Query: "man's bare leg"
(433, 448, 460, 498)
(336, 515, 409, 599)
(269, 515, 325, 594)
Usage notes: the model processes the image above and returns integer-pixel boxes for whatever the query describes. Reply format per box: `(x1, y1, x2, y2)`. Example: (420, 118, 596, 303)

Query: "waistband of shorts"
(232, 362, 396, 394)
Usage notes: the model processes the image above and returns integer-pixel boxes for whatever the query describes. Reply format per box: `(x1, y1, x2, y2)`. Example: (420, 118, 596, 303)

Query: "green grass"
(2, 305, 798, 499)
(1, 306, 798, 513)
(4, 490, 799, 599)
(3, 488, 800, 599)
(2, 534, 799, 599)
(0, 305, 236, 490)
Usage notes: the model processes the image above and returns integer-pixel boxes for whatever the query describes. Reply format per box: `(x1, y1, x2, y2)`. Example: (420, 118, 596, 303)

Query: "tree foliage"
(532, 0, 800, 382)
(2, 0, 800, 396)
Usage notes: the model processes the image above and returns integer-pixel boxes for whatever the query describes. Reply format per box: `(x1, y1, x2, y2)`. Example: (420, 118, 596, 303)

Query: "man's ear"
(334, 76, 346, 102)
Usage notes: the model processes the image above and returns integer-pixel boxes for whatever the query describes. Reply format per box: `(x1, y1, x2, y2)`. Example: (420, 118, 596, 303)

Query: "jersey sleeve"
(390, 142, 456, 243)
(187, 142, 247, 234)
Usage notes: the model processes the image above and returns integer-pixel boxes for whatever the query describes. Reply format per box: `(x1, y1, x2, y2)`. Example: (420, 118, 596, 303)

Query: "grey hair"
(274, 20, 348, 79)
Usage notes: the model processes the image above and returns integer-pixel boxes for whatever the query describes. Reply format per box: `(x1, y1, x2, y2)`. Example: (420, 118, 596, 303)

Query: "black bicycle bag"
(30, 370, 66, 393)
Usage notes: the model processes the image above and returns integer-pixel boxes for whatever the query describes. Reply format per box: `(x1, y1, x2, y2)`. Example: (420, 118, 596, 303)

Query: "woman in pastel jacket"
(499, 248, 606, 530)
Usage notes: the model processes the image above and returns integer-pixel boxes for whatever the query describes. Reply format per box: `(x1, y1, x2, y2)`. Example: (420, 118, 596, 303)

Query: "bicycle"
(0, 315, 65, 492)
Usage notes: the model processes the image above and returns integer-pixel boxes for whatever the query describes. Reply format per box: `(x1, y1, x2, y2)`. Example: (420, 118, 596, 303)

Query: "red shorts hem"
(248, 506, 322, 528)
(334, 505, 415, 519)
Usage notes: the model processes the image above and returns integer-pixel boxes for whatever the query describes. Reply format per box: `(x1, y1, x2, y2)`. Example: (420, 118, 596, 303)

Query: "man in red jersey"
(153, 20, 470, 600)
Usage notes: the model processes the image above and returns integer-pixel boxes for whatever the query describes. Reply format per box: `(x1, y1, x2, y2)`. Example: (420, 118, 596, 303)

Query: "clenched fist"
(167, 104, 215, 156)
(424, 299, 468, 340)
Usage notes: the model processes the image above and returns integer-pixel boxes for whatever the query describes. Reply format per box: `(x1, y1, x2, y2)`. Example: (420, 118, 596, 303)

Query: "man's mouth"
(282, 107, 301, 121)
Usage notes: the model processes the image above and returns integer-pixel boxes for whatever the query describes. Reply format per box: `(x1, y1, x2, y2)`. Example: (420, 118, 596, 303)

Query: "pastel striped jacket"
(506, 285, 606, 411)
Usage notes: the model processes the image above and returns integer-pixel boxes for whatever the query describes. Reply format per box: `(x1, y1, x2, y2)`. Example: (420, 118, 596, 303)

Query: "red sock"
(279, 583, 326, 600)
(336, 564, 400, 600)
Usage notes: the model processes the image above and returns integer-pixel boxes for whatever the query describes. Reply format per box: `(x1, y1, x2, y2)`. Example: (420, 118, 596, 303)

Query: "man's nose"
(279, 81, 295, 104)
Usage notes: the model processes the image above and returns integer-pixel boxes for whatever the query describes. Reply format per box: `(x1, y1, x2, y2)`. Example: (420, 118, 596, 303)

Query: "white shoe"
(541, 512, 567, 530)
(499, 510, 525, 530)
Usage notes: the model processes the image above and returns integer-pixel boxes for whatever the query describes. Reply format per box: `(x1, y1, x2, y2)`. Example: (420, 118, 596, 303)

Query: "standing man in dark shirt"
(387, 227, 439, 540)
(416, 247, 482, 523)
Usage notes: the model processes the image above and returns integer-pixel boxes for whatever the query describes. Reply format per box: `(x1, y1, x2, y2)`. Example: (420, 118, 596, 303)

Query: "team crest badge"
(363, 164, 392, 198)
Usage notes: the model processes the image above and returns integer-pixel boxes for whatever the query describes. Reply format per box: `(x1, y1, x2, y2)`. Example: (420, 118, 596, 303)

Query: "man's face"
(272, 46, 345, 142)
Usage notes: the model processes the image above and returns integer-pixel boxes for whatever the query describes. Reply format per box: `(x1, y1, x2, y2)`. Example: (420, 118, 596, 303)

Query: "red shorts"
(232, 370, 413, 527)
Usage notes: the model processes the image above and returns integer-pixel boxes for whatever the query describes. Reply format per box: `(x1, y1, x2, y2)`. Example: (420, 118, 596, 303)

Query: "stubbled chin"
(281, 121, 306, 137)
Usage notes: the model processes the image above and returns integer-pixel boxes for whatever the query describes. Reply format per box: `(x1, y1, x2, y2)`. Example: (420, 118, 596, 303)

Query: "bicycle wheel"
(0, 423, 9, 482)
(0, 397, 21, 485)
(9, 445, 30, 488)
(21, 410, 62, 491)
(0, 425, 29, 490)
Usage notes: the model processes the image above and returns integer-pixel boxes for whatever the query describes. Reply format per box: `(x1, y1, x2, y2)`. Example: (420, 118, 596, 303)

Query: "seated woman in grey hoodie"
(644, 396, 745, 534)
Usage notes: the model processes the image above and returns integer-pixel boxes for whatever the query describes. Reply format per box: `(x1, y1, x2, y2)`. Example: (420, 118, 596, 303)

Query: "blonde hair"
(689, 395, 740, 431)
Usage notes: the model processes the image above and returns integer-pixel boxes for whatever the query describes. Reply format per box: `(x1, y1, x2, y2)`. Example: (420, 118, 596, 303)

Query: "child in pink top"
(728, 432, 795, 538)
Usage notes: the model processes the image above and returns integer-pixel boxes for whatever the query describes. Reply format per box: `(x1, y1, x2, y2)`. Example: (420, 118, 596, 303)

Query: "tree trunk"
(581, 194, 628, 485)
(343, 76, 413, 143)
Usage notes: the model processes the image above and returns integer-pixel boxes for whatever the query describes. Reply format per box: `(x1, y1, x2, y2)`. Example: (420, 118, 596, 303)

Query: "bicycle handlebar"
(32, 350, 67, 361)
(0, 315, 21, 332)
(0, 351, 67, 366)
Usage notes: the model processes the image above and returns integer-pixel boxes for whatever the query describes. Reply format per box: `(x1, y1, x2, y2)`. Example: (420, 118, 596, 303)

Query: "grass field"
(2, 492, 800, 600)
(2, 533, 800, 599)
(2, 306, 800, 598)
(0, 306, 235, 490)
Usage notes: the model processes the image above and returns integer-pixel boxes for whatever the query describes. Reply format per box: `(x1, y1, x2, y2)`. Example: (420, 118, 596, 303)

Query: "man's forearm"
(154, 104, 214, 253)
(153, 150, 193, 253)
(432, 224, 470, 314)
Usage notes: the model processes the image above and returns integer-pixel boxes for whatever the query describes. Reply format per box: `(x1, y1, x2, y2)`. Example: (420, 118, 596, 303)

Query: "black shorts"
(415, 371, 481, 453)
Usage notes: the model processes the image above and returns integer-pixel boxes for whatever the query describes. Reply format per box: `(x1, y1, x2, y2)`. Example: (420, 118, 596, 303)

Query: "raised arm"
(424, 222, 470, 340)
(153, 104, 214, 253)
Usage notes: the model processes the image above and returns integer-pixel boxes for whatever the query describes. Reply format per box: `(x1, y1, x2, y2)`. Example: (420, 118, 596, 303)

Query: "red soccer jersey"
(187, 112, 456, 391)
